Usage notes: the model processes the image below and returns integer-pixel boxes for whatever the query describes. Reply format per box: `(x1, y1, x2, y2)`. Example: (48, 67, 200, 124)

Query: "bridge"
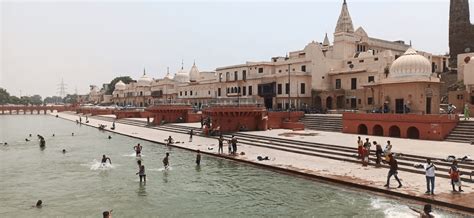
(0, 105, 76, 115)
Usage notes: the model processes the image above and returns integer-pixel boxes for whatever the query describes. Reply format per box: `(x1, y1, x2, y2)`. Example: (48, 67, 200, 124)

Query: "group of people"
(356, 137, 392, 166)
(356, 136, 465, 194)
(216, 135, 238, 155)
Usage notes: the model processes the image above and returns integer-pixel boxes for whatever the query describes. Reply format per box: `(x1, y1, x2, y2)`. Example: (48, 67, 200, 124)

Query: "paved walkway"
(55, 112, 474, 214)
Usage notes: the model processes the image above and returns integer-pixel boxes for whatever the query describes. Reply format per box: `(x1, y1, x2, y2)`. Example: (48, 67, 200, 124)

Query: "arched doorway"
(314, 96, 322, 110)
(358, 124, 368, 135)
(389, 126, 401, 137)
(407, 127, 420, 139)
(326, 97, 333, 110)
(373, 125, 384, 136)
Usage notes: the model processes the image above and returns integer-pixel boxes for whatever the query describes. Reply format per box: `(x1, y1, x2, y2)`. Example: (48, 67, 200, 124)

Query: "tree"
(44, 96, 64, 104)
(63, 94, 78, 104)
(8, 96, 20, 104)
(29, 95, 43, 105)
(106, 76, 134, 95)
(0, 88, 10, 105)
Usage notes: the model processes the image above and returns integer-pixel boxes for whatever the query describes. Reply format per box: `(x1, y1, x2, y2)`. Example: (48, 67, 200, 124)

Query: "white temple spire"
(323, 33, 330, 46)
(335, 0, 354, 34)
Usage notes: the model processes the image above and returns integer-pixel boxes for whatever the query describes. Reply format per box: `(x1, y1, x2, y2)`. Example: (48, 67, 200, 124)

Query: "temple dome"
(115, 80, 126, 90)
(164, 72, 173, 80)
(189, 62, 200, 82)
(174, 68, 190, 83)
(389, 48, 432, 79)
(137, 73, 153, 86)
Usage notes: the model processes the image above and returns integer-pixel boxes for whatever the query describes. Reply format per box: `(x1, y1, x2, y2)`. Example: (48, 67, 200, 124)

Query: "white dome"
(137, 73, 153, 86)
(164, 72, 173, 80)
(389, 48, 432, 79)
(115, 80, 126, 90)
(189, 63, 200, 82)
(174, 68, 190, 83)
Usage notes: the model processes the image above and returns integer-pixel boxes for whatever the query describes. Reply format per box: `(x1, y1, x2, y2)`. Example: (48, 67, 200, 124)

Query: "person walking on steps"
(189, 129, 194, 142)
(384, 153, 402, 188)
(357, 136, 363, 159)
(217, 135, 224, 154)
(449, 160, 463, 192)
(424, 159, 436, 195)
(374, 141, 383, 165)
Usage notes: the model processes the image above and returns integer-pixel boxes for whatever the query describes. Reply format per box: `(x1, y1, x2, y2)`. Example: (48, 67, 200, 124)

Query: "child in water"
(136, 164, 146, 183)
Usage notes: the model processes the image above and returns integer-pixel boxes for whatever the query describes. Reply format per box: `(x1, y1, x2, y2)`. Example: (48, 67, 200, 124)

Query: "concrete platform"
(56, 112, 474, 214)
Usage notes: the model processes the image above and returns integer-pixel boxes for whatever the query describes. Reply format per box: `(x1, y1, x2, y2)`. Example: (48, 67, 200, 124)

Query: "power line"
(57, 78, 67, 98)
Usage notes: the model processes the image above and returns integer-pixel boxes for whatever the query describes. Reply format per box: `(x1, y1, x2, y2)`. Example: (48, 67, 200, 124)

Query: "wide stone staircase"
(88, 115, 474, 183)
(445, 120, 474, 143)
(301, 114, 342, 132)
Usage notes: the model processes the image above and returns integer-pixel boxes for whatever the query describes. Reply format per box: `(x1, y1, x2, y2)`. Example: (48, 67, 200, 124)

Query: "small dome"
(389, 48, 432, 79)
(174, 68, 190, 83)
(115, 80, 126, 90)
(164, 72, 173, 80)
(189, 62, 200, 82)
(137, 73, 153, 86)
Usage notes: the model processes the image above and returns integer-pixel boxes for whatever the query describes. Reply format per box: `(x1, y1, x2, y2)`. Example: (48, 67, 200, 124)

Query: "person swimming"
(134, 143, 142, 157)
(101, 155, 112, 165)
(108, 135, 112, 139)
(35, 200, 42, 208)
(72, 133, 74, 136)
(52, 134, 55, 137)
(25, 138, 30, 142)
(102, 210, 112, 218)
(62, 149, 66, 153)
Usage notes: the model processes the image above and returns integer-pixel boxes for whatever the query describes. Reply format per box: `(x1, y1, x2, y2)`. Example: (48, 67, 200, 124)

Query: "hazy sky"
(1, 0, 473, 97)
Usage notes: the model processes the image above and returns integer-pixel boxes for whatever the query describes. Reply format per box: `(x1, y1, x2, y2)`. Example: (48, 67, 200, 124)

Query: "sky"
(1, 0, 473, 97)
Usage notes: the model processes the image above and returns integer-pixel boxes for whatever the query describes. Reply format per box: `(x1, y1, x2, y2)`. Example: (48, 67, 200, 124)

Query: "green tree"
(8, 96, 21, 104)
(44, 96, 64, 104)
(0, 88, 10, 105)
(63, 94, 78, 104)
(106, 76, 134, 95)
(29, 95, 43, 105)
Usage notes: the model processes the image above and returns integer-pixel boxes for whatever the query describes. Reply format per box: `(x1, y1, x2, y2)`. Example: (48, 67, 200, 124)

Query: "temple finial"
(335, 0, 354, 33)
(181, 60, 184, 70)
(143, 68, 146, 75)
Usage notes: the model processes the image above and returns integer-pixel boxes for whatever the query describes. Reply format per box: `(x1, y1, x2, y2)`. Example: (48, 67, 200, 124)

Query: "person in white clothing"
(424, 159, 437, 195)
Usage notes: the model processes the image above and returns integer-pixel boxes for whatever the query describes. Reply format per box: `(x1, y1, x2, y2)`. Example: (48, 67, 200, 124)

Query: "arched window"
(373, 125, 384, 136)
(358, 124, 368, 135)
(389, 126, 401, 138)
(407, 127, 420, 139)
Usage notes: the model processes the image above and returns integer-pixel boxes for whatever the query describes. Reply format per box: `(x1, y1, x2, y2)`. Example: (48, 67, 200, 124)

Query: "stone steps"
(302, 115, 342, 132)
(445, 121, 474, 143)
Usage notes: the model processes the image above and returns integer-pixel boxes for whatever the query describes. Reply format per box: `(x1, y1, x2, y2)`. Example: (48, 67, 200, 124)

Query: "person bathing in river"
(101, 155, 112, 165)
(133, 143, 142, 157)
(163, 152, 170, 169)
(136, 164, 146, 183)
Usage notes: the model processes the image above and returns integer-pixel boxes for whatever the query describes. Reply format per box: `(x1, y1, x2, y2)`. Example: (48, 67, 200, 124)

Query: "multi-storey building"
(104, 0, 447, 113)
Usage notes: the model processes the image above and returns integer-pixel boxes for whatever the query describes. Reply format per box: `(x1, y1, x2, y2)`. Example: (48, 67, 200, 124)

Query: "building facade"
(93, 1, 447, 114)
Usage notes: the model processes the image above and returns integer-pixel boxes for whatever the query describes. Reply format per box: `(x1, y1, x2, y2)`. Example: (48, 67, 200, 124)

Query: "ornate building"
(98, 0, 447, 114)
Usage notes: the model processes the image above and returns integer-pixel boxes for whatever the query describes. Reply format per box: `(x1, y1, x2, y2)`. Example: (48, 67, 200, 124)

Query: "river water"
(0, 115, 463, 217)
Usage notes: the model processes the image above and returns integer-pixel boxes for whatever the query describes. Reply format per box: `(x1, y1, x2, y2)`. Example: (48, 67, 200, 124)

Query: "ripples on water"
(0, 116, 463, 217)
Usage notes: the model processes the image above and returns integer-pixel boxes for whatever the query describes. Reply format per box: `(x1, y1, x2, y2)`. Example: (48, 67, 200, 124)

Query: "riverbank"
(54, 112, 474, 215)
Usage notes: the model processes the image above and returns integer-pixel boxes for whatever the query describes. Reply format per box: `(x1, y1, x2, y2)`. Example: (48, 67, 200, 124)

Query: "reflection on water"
(137, 183, 147, 196)
(0, 116, 463, 217)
